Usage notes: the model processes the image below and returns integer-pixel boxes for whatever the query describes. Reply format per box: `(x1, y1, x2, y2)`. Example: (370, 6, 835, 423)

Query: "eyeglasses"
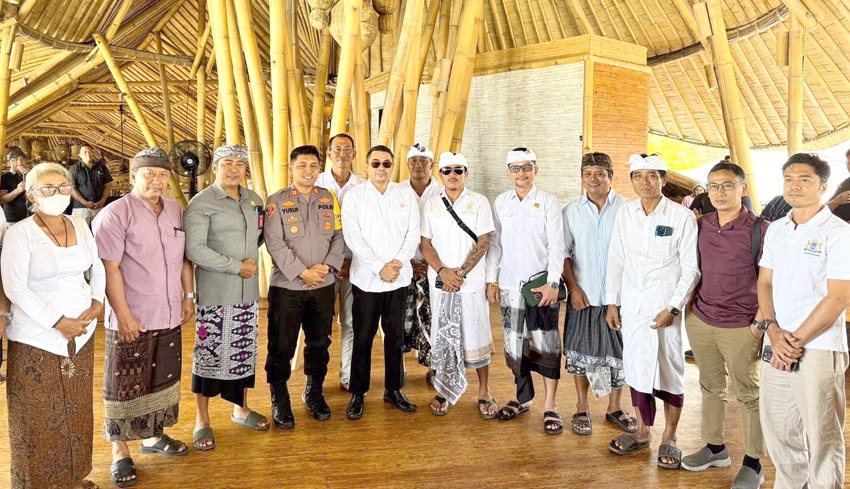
(369, 160, 393, 169)
(706, 182, 742, 192)
(330, 147, 353, 154)
(440, 167, 466, 175)
(508, 164, 535, 173)
(36, 184, 73, 196)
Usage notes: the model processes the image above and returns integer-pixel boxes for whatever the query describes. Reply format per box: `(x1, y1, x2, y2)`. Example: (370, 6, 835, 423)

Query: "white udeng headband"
(407, 145, 434, 160)
(438, 151, 469, 169)
(627, 153, 667, 172)
(506, 150, 537, 165)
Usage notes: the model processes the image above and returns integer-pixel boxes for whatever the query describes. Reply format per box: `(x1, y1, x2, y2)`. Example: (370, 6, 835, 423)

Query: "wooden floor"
(1, 302, 848, 489)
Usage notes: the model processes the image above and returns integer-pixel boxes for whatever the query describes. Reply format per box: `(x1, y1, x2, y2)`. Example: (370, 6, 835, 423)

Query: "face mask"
(36, 194, 71, 216)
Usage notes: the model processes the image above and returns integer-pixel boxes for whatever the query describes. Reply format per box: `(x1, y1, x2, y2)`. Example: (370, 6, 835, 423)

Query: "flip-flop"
(192, 427, 215, 451)
(231, 411, 271, 431)
(110, 457, 137, 488)
(658, 444, 682, 469)
(606, 410, 638, 433)
(571, 411, 592, 435)
(430, 395, 448, 416)
(139, 434, 190, 456)
(478, 398, 497, 419)
(497, 400, 529, 421)
(544, 411, 564, 435)
(609, 434, 651, 455)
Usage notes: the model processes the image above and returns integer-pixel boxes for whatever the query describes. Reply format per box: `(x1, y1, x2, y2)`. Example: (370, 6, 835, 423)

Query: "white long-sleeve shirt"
(400, 177, 443, 261)
(317, 168, 365, 260)
(342, 181, 421, 292)
(605, 197, 699, 315)
(486, 186, 564, 291)
(1, 217, 106, 356)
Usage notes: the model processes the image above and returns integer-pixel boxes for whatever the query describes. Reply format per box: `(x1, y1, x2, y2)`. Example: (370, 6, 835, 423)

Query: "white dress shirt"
(486, 186, 565, 291)
(400, 177, 444, 261)
(421, 188, 495, 293)
(562, 190, 629, 306)
(317, 168, 365, 260)
(342, 181, 421, 293)
(605, 197, 700, 314)
(1, 217, 106, 357)
(760, 206, 850, 352)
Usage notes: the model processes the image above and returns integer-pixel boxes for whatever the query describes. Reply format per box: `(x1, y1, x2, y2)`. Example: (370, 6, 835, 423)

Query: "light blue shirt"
(562, 190, 628, 306)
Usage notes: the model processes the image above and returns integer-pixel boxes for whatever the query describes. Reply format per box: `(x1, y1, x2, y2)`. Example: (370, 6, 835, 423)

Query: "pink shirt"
(93, 191, 185, 330)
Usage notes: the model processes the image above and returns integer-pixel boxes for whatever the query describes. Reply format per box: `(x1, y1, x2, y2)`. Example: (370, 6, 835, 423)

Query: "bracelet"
(487, 282, 499, 288)
(0, 310, 12, 321)
(182, 292, 196, 300)
(436, 266, 445, 275)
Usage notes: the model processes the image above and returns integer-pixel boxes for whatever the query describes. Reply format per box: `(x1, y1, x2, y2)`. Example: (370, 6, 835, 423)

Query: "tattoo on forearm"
(459, 233, 490, 276)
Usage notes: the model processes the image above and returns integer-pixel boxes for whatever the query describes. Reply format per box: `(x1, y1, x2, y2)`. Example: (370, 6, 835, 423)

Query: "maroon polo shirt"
(692, 208, 770, 328)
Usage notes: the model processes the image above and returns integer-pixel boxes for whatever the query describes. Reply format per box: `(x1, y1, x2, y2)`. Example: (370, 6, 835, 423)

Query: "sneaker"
(730, 466, 764, 489)
(681, 446, 732, 472)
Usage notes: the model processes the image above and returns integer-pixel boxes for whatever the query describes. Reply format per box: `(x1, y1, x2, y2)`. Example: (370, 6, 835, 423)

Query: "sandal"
(658, 444, 682, 469)
(606, 410, 638, 433)
(543, 411, 563, 435)
(571, 412, 592, 435)
(478, 398, 497, 419)
(81, 480, 99, 489)
(231, 411, 271, 431)
(110, 457, 137, 488)
(609, 434, 651, 455)
(430, 395, 448, 416)
(192, 427, 215, 451)
(497, 400, 529, 421)
(139, 433, 190, 456)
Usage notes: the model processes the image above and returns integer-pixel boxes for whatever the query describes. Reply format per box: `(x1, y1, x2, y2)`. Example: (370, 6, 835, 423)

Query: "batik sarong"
(500, 289, 562, 379)
(563, 303, 625, 399)
(103, 326, 182, 441)
(403, 275, 432, 367)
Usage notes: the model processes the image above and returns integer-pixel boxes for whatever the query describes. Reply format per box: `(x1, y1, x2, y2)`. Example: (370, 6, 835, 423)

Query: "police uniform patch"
(283, 201, 296, 207)
(291, 189, 299, 197)
(324, 222, 331, 231)
(319, 197, 331, 204)
(266, 204, 276, 217)
(290, 225, 299, 234)
(313, 188, 319, 194)
(322, 211, 332, 219)
(287, 215, 299, 222)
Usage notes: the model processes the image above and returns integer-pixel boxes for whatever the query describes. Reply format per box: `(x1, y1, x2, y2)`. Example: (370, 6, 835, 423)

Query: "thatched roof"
(4, 0, 850, 162)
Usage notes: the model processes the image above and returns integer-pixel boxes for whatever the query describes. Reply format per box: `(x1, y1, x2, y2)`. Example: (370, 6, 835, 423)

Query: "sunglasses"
(440, 167, 466, 175)
(508, 164, 535, 173)
(370, 160, 393, 169)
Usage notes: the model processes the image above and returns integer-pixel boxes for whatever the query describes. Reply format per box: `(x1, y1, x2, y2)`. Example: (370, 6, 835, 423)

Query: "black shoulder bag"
(434, 196, 478, 289)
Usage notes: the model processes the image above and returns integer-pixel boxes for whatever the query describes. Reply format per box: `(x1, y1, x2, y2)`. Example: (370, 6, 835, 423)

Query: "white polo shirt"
(315, 168, 365, 205)
(342, 181, 421, 293)
(401, 177, 443, 261)
(760, 206, 850, 352)
(421, 188, 495, 293)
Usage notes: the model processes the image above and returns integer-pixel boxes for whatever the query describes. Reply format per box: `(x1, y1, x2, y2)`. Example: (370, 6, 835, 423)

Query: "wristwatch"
(182, 292, 196, 300)
(756, 319, 776, 332)
(327, 265, 338, 275)
(667, 306, 680, 317)
(0, 310, 12, 321)
(548, 281, 559, 289)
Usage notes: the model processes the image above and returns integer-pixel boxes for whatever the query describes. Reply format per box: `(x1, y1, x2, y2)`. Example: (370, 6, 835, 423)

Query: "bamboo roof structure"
(3, 0, 850, 168)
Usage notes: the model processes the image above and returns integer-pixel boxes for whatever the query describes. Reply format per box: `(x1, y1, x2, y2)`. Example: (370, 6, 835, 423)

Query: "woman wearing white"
(2, 163, 106, 489)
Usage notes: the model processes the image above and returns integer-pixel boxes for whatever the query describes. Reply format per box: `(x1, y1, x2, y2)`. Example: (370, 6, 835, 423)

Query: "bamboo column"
(0, 18, 18, 152)
(214, 96, 224, 149)
(429, 0, 464, 152)
(270, 0, 290, 188)
(449, 3, 485, 152)
(226, 0, 268, 200)
(196, 70, 209, 189)
(281, 12, 307, 147)
(310, 29, 333, 148)
(394, 25, 421, 182)
(155, 32, 176, 149)
(433, 0, 483, 158)
(787, 16, 806, 156)
(705, 0, 760, 210)
(329, 0, 361, 137)
(209, 0, 240, 144)
(352, 38, 371, 177)
(376, 0, 427, 147)
(93, 34, 188, 207)
(234, 0, 276, 192)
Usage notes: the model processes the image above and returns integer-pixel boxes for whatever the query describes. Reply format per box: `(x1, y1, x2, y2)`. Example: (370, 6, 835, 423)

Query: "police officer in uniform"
(264, 145, 344, 429)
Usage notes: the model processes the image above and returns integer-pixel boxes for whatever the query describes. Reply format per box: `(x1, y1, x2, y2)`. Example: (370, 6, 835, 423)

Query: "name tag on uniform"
(254, 205, 264, 229)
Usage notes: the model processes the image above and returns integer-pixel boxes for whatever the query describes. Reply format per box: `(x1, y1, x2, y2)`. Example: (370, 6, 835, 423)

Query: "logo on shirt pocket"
(803, 238, 823, 257)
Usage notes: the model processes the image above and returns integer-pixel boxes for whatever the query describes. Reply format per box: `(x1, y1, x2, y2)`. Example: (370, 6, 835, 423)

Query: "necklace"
(35, 214, 68, 247)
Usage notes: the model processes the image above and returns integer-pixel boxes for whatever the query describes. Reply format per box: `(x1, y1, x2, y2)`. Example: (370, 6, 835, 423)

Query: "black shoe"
(270, 382, 295, 429)
(383, 389, 417, 412)
(685, 350, 695, 360)
(347, 394, 364, 420)
(303, 376, 331, 421)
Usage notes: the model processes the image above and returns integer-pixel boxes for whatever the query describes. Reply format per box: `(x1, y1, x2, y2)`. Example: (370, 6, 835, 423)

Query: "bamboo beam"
(329, 0, 360, 137)
(226, 0, 268, 200)
(310, 29, 333, 148)
(234, 0, 275, 192)
(209, 0, 240, 144)
(780, 0, 820, 30)
(486, 0, 508, 49)
(433, 0, 483, 158)
(705, 0, 759, 210)
(270, 0, 290, 188)
(787, 16, 806, 155)
(565, 0, 594, 34)
(0, 18, 19, 152)
(155, 32, 175, 149)
(352, 38, 371, 178)
(78, 81, 216, 89)
(377, 0, 426, 146)
(189, 23, 213, 78)
(93, 34, 188, 208)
